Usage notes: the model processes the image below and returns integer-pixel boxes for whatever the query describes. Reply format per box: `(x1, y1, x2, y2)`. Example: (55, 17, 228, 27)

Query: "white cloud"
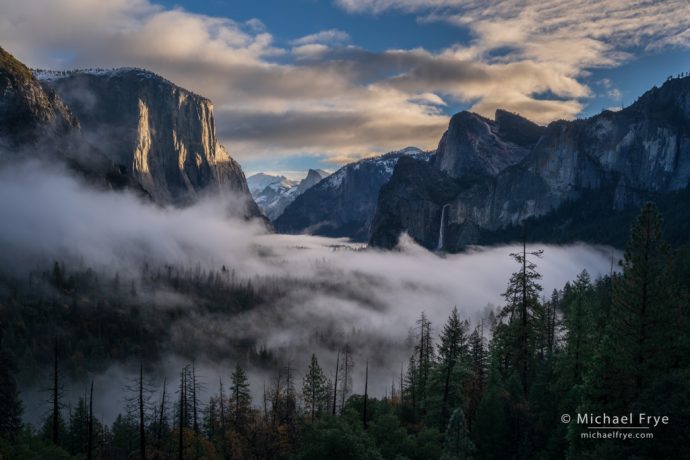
(1, 0, 688, 162)
(336, 0, 690, 120)
(290, 28, 350, 46)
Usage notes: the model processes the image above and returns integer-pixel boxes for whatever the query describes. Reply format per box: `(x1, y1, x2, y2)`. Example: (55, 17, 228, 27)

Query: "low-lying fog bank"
(0, 161, 618, 425)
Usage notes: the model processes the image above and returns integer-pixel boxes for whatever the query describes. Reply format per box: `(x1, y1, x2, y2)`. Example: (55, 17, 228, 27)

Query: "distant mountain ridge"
(248, 169, 330, 220)
(275, 147, 431, 241)
(370, 75, 690, 250)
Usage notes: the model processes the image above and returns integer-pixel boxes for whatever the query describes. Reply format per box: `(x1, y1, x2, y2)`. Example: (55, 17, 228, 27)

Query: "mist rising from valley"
(0, 160, 618, 425)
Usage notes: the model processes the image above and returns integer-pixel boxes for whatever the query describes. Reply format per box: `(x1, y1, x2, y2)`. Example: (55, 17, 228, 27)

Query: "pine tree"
(403, 354, 418, 410)
(68, 395, 90, 456)
(414, 312, 435, 412)
(230, 363, 252, 429)
(562, 271, 594, 384)
(495, 239, 544, 394)
(466, 325, 486, 427)
(472, 368, 510, 460)
(436, 307, 469, 427)
(302, 354, 328, 421)
(576, 204, 679, 458)
(610, 202, 674, 395)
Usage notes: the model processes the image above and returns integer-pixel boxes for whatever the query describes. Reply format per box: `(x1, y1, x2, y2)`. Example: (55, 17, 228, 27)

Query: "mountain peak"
(436, 109, 535, 178)
(494, 109, 545, 147)
(0, 46, 78, 148)
(0, 46, 33, 85)
(304, 168, 329, 183)
(625, 73, 690, 117)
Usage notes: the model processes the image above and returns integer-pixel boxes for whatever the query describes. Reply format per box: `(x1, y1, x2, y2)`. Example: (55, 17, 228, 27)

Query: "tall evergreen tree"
(495, 240, 544, 394)
(302, 354, 329, 422)
(68, 395, 90, 456)
(230, 363, 252, 429)
(435, 307, 469, 427)
(611, 202, 674, 394)
(404, 355, 418, 411)
(466, 325, 486, 427)
(472, 368, 510, 460)
(414, 312, 435, 412)
(562, 271, 594, 384)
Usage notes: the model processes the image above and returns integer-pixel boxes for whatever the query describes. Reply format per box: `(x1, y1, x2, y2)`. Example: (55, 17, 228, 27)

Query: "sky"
(1, 0, 689, 175)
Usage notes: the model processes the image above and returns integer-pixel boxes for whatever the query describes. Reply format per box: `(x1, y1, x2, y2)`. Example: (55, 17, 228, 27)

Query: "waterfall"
(436, 203, 450, 251)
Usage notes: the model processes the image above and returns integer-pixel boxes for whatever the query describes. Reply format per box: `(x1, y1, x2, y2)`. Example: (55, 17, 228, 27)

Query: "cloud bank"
(2, 161, 617, 423)
(1, 0, 689, 163)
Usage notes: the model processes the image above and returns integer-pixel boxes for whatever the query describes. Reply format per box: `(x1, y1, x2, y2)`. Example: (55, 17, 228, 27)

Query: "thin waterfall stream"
(436, 203, 450, 251)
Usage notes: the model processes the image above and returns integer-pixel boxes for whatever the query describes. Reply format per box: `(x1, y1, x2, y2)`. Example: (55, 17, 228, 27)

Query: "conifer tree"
(230, 363, 252, 429)
(466, 325, 486, 426)
(404, 355, 418, 410)
(472, 367, 510, 460)
(436, 307, 469, 426)
(495, 240, 544, 393)
(563, 271, 594, 384)
(414, 312, 435, 411)
(67, 394, 92, 456)
(302, 354, 328, 421)
(611, 202, 674, 394)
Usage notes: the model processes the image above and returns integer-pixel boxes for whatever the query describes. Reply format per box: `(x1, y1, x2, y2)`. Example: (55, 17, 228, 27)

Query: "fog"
(0, 161, 618, 425)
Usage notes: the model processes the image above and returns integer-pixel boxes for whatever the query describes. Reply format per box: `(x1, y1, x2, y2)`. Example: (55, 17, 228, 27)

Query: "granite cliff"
(371, 76, 690, 250)
(1, 46, 259, 216)
(37, 68, 258, 213)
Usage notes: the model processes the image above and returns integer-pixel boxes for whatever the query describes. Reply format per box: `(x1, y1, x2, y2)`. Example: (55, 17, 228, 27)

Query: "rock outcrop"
(434, 109, 543, 178)
(0, 47, 77, 150)
(371, 76, 690, 250)
(1, 46, 260, 216)
(37, 68, 258, 214)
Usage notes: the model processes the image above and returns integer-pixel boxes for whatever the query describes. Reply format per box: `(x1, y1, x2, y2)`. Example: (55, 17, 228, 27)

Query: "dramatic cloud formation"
(337, 0, 690, 117)
(2, 0, 687, 165)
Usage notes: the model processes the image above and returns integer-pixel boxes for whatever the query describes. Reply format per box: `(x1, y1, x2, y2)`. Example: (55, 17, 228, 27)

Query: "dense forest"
(1, 202, 689, 459)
